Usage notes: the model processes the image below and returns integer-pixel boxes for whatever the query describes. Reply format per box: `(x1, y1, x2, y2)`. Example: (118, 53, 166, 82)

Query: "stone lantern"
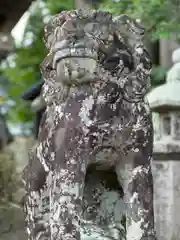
(147, 47, 180, 240)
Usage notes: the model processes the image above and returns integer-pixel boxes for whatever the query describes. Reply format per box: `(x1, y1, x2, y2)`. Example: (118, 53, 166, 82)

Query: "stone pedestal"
(152, 159, 180, 240)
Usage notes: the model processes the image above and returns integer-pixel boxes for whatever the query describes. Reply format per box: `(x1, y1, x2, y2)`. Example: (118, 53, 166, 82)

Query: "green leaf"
(0, 0, 74, 123)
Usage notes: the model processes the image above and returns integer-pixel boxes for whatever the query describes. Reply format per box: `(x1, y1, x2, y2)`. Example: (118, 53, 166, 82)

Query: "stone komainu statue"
(23, 10, 157, 240)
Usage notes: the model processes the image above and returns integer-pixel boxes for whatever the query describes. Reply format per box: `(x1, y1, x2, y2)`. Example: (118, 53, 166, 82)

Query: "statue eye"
(47, 65, 54, 71)
(102, 51, 133, 74)
(103, 55, 120, 70)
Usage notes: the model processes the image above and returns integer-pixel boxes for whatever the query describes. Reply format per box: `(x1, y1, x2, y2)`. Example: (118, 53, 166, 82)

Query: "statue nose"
(51, 38, 99, 85)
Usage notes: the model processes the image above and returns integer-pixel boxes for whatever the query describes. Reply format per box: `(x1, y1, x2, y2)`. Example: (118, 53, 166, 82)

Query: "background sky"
(11, 12, 29, 44)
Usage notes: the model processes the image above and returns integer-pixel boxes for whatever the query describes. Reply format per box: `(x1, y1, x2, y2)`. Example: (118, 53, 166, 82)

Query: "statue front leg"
(116, 151, 156, 240)
(50, 126, 89, 240)
(23, 142, 50, 240)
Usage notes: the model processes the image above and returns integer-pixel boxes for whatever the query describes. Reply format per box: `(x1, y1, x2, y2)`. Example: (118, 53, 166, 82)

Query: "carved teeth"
(53, 48, 97, 69)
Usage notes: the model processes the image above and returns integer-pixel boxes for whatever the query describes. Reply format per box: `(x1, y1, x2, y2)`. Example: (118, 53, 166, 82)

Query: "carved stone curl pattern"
(24, 9, 156, 240)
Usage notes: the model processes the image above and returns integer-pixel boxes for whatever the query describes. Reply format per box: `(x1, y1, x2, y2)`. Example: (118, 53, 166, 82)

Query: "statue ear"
(40, 53, 54, 80)
(114, 14, 144, 35)
(113, 14, 145, 48)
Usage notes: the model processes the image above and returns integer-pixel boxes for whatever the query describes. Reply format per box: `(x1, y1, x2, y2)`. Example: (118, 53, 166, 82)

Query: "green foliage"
(151, 65, 167, 87)
(1, 0, 74, 123)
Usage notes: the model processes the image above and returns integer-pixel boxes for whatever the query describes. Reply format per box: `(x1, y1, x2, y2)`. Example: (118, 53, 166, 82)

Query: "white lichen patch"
(54, 127, 66, 151)
(61, 182, 83, 199)
(126, 219, 144, 240)
(133, 148, 139, 153)
(50, 152, 55, 161)
(135, 46, 143, 55)
(79, 95, 94, 127)
(36, 143, 50, 172)
(138, 208, 148, 219)
(132, 165, 148, 177)
(69, 158, 77, 165)
(26, 227, 31, 236)
(129, 192, 139, 207)
(97, 94, 105, 104)
(52, 201, 62, 221)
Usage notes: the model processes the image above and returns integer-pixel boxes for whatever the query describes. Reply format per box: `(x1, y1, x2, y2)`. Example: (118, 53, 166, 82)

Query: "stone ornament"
(148, 47, 180, 153)
(23, 9, 156, 240)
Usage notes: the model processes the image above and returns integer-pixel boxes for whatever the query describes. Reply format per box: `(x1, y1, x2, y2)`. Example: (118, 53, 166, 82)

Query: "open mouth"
(53, 47, 98, 68)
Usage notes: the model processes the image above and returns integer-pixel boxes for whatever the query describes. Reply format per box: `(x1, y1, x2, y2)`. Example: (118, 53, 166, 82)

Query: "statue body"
(23, 10, 156, 240)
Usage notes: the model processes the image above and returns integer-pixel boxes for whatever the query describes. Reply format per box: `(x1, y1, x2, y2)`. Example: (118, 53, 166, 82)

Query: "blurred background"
(0, 0, 180, 239)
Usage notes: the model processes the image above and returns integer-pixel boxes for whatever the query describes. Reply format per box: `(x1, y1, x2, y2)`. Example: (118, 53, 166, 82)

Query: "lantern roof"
(147, 48, 180, 112)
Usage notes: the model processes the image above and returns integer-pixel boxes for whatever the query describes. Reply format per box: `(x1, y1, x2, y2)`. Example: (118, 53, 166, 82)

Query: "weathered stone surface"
(23, 9, 156, 240)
